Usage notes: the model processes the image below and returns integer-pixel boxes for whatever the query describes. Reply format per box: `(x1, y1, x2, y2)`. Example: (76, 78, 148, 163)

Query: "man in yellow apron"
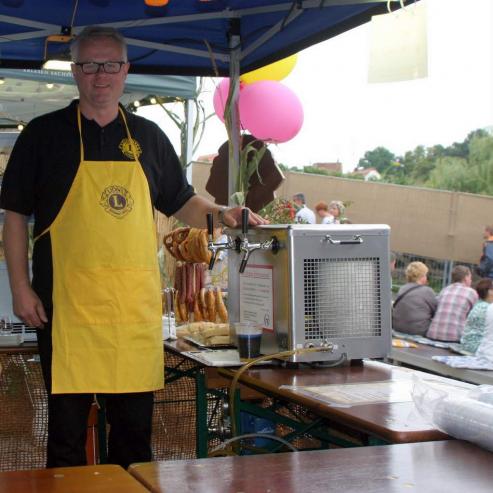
(0, 26, 266, 469)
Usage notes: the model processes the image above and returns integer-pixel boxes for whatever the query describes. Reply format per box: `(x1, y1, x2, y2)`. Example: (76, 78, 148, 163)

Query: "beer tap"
(206, 212, 236, 270)
(239, 208, 279, 273)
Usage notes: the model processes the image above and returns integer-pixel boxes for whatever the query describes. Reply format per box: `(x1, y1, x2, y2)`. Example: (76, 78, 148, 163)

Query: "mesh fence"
(392, 251, 480, 295)
(0, 350, 225, 470)
(0, 352, 47, 472)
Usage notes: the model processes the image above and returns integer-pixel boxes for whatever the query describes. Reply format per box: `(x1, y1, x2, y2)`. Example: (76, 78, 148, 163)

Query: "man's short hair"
(485, 225, 493, 236)
(293, 193, 306, 204)
(451, 265, 471, 283)
(71, 26, 128, 62)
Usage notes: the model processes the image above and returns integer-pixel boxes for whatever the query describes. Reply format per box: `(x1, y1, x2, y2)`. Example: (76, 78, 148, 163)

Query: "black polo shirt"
(0, 100, 195, 309)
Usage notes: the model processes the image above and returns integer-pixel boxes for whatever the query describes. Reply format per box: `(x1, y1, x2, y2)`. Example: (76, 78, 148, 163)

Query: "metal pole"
(227, 27, 241, 205)
(184, 98, 195, 184)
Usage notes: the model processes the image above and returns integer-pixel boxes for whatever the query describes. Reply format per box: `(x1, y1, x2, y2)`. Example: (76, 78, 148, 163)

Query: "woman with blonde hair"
(328, 200, 345, 223)
(392, 261, 438, 335)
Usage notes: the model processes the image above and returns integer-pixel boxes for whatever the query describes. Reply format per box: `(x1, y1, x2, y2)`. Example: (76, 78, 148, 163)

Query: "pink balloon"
(239, 80, 303, 143)
(213, 78, 230, 122)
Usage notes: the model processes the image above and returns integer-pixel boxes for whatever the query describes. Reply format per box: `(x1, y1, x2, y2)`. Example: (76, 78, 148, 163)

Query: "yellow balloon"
(241, 54, 298, 84)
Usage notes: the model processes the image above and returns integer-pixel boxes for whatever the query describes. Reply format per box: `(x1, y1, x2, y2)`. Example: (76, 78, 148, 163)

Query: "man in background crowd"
(426, 265, 478, 342)
(478, 225, 493, 279)
(292, 192, 315, 224)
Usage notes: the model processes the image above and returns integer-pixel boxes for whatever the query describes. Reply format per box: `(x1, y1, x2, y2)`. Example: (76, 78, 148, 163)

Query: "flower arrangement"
(259, 197, 297, 224)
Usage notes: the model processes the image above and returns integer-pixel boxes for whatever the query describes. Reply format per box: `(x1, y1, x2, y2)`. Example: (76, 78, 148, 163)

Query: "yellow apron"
(42, 107, 163, 394)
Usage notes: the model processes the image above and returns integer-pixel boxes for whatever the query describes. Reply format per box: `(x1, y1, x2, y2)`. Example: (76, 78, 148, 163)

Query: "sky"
(139, 0, 493, 173)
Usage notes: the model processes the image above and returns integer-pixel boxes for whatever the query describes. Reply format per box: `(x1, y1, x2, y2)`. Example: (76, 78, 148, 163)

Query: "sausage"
(180, 262, 187, 304)
(186, 263, 195, 304)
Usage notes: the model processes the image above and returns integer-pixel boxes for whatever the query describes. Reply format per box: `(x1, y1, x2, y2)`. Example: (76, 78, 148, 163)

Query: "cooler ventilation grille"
(303, 258, 382, 340)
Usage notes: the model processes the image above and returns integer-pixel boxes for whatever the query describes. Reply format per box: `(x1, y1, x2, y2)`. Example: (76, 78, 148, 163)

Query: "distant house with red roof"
(312, 162, 342, 174)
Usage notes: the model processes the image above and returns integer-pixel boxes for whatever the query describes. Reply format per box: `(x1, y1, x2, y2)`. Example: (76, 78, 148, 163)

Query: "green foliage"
(231, 139, 267, 207)
(303, 166, 330, 175)
(358, 146, 396, 173)
(371, 129, 493, 196)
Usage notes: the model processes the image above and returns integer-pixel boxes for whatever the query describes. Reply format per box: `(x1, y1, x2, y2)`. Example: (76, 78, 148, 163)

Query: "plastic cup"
(234, 322, 263, 362)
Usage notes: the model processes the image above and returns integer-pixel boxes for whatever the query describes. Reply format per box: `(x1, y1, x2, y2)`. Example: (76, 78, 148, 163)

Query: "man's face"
(464, 273, 472, 287)
(71, 36, 129, 111)
(484, 228, 492, 240)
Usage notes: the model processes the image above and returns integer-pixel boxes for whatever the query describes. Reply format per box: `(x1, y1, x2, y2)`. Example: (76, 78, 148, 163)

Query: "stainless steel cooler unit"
(227, 224, 392, 363)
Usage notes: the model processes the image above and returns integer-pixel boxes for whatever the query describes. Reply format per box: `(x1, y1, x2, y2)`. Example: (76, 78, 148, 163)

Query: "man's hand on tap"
(221, 206, 269, 228)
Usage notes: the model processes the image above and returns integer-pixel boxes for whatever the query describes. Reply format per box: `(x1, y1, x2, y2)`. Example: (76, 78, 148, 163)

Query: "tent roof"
(0, 0, 412, 76)
(0, 68, 197, 126)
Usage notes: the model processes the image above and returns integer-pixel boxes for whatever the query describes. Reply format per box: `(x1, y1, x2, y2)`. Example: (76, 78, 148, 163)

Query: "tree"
(357, 147, 395, 173)
(426, 156, 480, 193)
(468, 133, 493, 195)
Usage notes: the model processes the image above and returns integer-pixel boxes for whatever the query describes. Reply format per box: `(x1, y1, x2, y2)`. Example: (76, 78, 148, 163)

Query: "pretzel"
(199, 288, 209, 321)
(206, 288, 216, 323)
(199, 229, 212, 264)
(193, 292, 203, 322)
(174, 291, 182, 324)
(215, 287, 228, 323)
(172, 227, 190, 244)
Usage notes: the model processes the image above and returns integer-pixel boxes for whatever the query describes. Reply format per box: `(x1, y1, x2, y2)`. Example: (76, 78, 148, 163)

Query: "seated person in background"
(459, 278, 493, 353)
(475, 302, 493, 360)
(426, 265, 478, 342)
(392, 261, 437, 336)
(292, 193, 316, 224)
(314, 201, 334, 224)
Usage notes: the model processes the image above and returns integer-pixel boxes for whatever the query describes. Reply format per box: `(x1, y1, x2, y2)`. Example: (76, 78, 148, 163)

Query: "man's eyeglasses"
(74, 61, 126, 74)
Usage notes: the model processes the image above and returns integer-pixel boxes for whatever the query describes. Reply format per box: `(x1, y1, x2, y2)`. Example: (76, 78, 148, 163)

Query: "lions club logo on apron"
(119, 138, 142, 159)
(100, 185, 134, 218)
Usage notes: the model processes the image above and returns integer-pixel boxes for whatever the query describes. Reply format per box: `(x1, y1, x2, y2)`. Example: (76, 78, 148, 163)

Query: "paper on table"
(280, 380, 414, 407)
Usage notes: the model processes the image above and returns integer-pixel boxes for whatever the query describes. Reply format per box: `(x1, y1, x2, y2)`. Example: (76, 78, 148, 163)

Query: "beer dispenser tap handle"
(239, 208, 250, 273)
(242, 208, 249, 235)
(206, 212, 217, 270)
(206, 212, 214, 238)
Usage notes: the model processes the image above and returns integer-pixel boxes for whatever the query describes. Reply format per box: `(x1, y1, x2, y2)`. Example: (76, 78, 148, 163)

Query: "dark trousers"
(37, 324, 154, 469)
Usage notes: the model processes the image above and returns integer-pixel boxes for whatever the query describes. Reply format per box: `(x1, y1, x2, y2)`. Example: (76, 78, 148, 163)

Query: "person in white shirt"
(293, 193, 316, 224)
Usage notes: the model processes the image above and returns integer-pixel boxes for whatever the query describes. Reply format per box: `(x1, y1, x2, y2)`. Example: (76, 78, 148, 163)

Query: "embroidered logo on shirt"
(119, 138, 142, 159)
(100, 185, 134, 218)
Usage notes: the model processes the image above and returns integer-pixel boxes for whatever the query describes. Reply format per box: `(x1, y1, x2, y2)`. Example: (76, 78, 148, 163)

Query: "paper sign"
(368, 1, 428, 83)
(239, 264, 274, 331)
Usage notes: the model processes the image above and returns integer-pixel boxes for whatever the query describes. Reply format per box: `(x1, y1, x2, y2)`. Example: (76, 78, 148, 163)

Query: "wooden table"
(218, 360, 466, 445)
(129, 440, 493, 493)
(389, 343, 493, 385)
(0, 464, 148, 493)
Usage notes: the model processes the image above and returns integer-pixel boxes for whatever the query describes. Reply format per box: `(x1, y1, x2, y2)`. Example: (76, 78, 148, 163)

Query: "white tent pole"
(184, 98, 194, 184)
(228, 34, 241, 206)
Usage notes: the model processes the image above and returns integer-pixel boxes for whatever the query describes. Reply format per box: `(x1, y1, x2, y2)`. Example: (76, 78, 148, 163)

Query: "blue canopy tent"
(0, 0, 414, 194)
(0, 1, 413, 75)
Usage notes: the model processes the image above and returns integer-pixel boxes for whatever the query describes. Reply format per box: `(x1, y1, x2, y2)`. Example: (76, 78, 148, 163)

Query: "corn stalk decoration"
(223, 80, 268, 207)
